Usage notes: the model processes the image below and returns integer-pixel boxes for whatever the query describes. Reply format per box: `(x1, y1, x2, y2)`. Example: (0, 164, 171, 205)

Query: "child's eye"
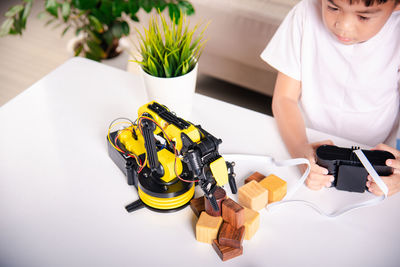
(327, 5, 339, 11)
(358, 15, 370, 21)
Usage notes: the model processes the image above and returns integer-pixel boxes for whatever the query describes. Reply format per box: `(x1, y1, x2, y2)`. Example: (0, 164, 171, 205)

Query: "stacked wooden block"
(239, 172, 287, 210)
(191, 172, 286, 261)
(192, 187, 259, 261)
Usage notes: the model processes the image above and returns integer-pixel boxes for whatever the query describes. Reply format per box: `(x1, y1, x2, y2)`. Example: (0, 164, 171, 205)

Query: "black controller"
(316, 145, 395, 193)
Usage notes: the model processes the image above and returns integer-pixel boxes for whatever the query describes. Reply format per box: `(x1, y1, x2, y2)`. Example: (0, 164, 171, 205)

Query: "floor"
(0, 0, 273, 116)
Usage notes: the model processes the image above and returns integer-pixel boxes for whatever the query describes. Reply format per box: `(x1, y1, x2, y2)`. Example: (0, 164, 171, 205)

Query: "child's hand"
(299, 140, 335, 190)
(367, 143, 400, 196)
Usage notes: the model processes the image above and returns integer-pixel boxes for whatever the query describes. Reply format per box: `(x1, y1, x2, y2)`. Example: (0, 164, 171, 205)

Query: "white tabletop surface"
(1, 58, 399, 267)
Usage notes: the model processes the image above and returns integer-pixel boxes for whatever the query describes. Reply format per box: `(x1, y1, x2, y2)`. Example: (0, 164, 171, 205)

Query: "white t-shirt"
(261, 0, 400, 147)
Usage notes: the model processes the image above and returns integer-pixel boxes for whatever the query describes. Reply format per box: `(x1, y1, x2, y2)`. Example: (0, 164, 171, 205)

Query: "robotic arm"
(182, 126, 237, 211)
(107, 101, 237, 213)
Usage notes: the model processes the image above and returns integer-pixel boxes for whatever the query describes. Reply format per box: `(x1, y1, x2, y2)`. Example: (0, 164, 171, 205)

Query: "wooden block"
(204, 187, 226, 217)
(195, 212, 223, 244)
(238, 180, 268, 211)
(243, 207, 260, 240)
(190, 196, 205, 217)
(221, 198, 244, 228)
(218, 222, 245, 248)
(259, 174, 287, 203)
(244, 171, 266, 184)
(212, 239, 243, 262)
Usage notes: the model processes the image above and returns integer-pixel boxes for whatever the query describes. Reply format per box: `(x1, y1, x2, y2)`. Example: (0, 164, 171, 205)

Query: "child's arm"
(367, 144, 400, 196)
(272, 71, 334, 190)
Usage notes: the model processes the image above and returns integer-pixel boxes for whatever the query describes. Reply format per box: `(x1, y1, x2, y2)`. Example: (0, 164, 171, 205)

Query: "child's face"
(321, 0, 400, 45)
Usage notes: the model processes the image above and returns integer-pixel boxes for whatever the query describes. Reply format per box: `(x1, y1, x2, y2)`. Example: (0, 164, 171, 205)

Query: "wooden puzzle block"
(221, 198, 244, 228)
(190, 196, 205, 217)
(238, 180, 268, 211)
(204, 187, 227, 217)
(243, 207, 260, 240)
(259, 174, 287, 203)
(218, 222, 245, 248)
(212, 239, 243, 261)
(196, 212, 223, 244)
(244, 171, 266, 184)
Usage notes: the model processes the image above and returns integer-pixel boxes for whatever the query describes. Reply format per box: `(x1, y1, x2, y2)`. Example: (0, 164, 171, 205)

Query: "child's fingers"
(306, 164, 334, 190)
(311, 139, 334, 150)
(367, 181, 384, 196)
(386, 159, 400, 170)
(306, 163, 333, 189)
(367, 176, 400, 196)
(305, 173, 333, 190)
(373, 143, 400, 157)
(312, 164, 329, 175)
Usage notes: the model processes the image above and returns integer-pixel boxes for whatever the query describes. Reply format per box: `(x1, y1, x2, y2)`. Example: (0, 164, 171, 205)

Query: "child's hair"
(348, 0, 399, 6)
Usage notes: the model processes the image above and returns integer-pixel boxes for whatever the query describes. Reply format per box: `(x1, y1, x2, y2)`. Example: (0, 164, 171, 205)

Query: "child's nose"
(335, 13, 354, 33)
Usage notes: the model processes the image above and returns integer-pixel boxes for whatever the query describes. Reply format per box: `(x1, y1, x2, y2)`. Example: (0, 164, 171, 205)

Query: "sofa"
(190, 0, 299, 96)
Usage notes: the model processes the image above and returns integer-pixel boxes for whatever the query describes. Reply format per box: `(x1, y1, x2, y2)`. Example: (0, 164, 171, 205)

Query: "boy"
(261, 0, 400, 192)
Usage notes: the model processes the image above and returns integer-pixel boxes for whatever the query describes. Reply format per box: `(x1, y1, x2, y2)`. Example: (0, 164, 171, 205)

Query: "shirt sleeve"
(260, 1, 305, 81)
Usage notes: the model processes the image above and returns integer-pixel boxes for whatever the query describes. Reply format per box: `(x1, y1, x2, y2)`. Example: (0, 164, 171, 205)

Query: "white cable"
(223, 150, 388, 218)
(222, 154, 310, 199)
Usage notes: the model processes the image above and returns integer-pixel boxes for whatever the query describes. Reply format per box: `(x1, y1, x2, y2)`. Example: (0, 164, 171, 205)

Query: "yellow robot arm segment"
(118, 126, 146, 156)
(164, 124, 201, 151)
(210, 157, 229, 186)
(157, 149, 183, 183)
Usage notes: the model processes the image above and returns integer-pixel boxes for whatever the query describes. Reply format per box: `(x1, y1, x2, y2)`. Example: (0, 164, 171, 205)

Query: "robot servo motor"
(107, 101, 237, 213)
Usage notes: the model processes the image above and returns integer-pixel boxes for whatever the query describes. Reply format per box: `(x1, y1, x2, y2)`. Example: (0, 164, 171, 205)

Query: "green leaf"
(168, 3, 180, 23)
(129, 0, 140, 14)
(130, 14, 139, 22)
(96, 0, 113, 25)
(13, 18, 22, 35)
(111, 22, 123, 39)
(21, 1, 32, 27)
(136, 12, 208, 77)
(147, 57, 158, 76)
(75, 28, 83, 36)
(61, 2, 70, 22)
(44, 18, 57, 26)
(61, 25, 71, 36)
(5, 5, 24, 18)
(87, 39, 106, 59)
(74, 43, 84, 56)
(89, 15, 103, 33)
(178, 1, 195, 15)
(0, 18, 14, 37)
(37, 11, 47, 20)
(72, 0, 99, 10)
(140, 0, 153, 13)
(164, 54, 172, 78)
(121, 21, 130, 36)
(45, 0, 59, 18)
(87, 30, 102, 43)
(85, 51, 102, 61)
(155, 0, 167, 12)
(102, 30, 114, 45)
(112, 0, 125, 18)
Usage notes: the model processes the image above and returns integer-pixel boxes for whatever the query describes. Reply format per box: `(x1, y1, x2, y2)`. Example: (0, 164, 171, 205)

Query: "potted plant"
(0, 0, 195, 62)
(133, 11, 208, 117)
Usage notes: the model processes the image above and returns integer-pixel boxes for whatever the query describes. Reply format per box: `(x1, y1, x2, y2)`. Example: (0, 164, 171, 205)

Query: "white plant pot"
(141, 64, 198, 118)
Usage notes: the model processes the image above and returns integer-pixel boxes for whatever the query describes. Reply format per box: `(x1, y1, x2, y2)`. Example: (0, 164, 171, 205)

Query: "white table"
(1, 58, 399, 267)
